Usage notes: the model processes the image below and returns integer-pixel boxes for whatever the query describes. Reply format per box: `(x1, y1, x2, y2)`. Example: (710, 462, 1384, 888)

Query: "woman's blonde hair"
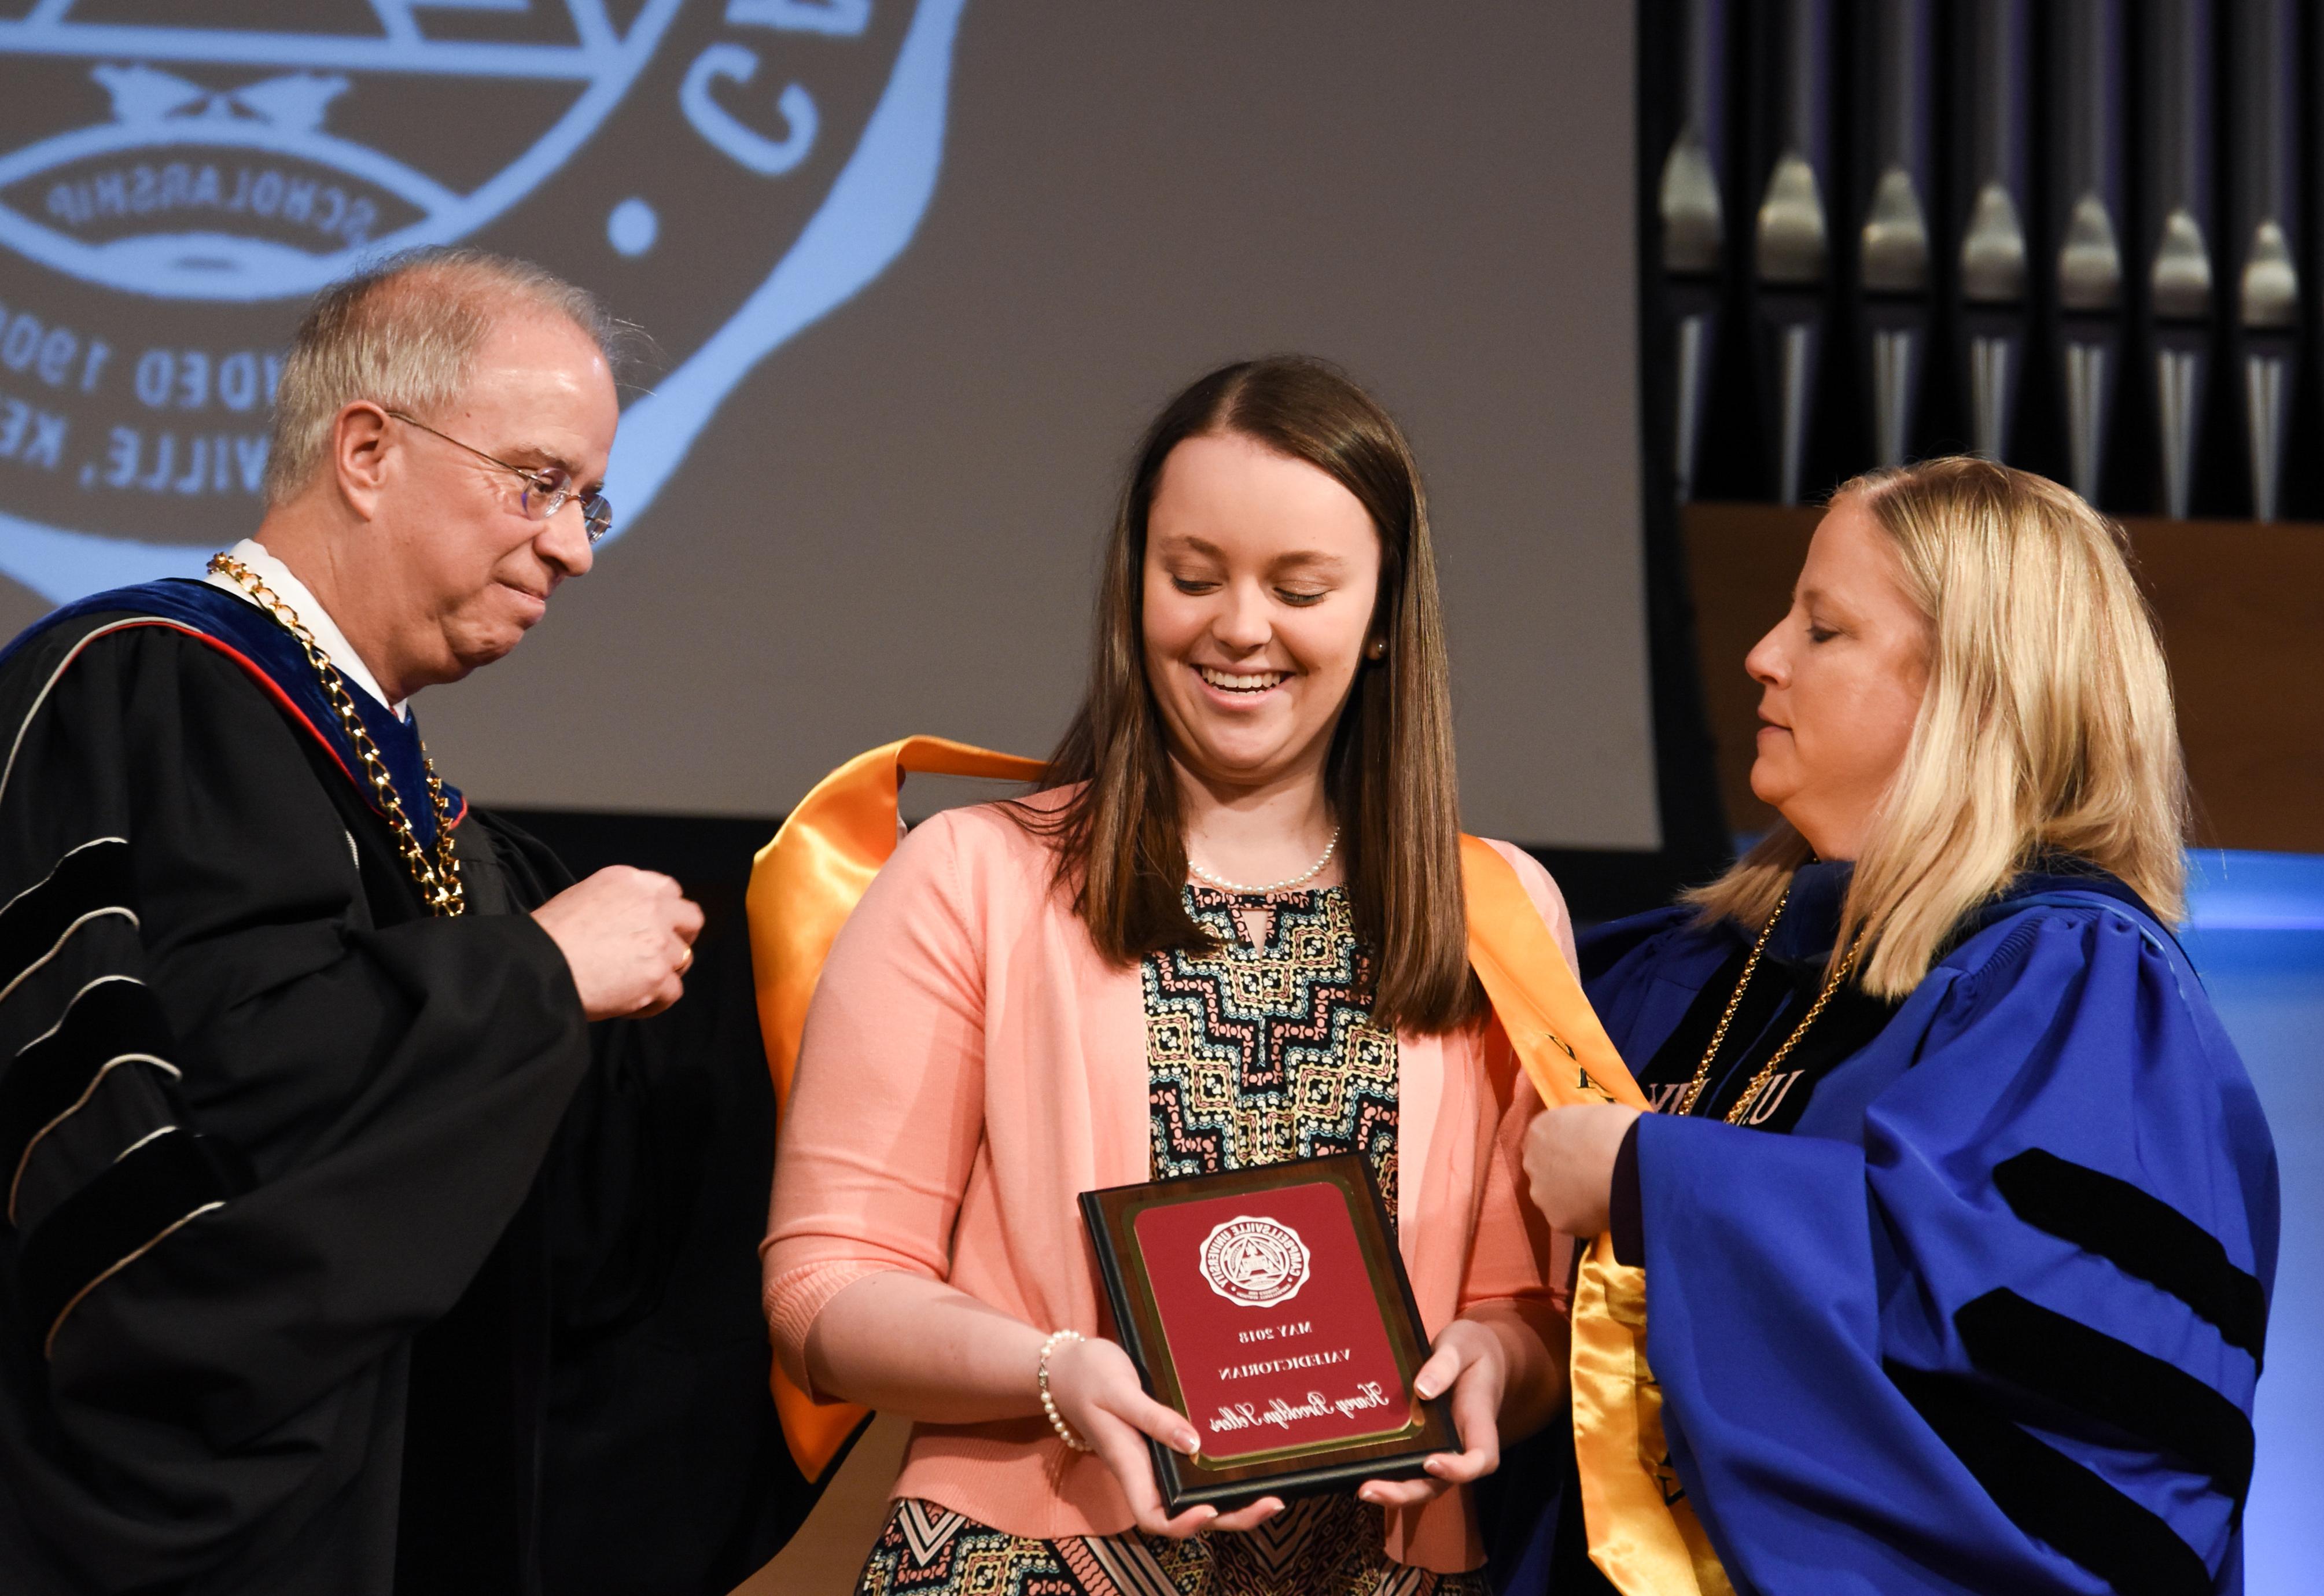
(1687, 456, 2189, 998)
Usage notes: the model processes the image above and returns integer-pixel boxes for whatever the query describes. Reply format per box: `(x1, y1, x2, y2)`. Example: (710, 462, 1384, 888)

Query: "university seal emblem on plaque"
(1199, 1215, 1313, 1309)
(0, 0, 968, 602)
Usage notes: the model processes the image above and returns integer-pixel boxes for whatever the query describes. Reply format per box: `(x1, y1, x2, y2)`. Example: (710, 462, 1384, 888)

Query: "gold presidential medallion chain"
(1675, 884, 1863, 1125)
(208, 554, 466, 917)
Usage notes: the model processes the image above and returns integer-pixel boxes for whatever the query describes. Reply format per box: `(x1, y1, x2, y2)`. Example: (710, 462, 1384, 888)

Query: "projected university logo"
(0, 0, 967, 602)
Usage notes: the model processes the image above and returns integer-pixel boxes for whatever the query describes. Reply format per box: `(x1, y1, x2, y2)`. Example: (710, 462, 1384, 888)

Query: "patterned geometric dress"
(853, 886, 1490, 1596)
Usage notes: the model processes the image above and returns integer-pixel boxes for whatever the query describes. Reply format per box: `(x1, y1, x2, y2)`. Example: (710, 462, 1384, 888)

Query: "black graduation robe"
(0, 579, 794, 1595)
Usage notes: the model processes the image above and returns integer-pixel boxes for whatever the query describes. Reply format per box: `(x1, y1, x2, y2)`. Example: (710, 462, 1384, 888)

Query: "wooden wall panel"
(1682, 504, 2324, 853)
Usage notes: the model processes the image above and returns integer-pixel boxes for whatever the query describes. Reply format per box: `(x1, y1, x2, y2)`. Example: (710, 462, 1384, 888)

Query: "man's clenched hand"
(532, 867, 703, 1020)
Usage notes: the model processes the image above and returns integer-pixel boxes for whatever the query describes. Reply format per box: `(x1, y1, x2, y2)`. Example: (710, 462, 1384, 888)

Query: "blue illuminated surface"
(2183, 852, 2323, 1592)
(605, 0, 963, 533)
(0, 0, 968, 603)
(606, 196, 657, 257)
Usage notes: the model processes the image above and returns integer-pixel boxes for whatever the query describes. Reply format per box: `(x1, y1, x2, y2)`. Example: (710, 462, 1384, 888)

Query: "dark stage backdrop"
(0, 3, 1669, 853)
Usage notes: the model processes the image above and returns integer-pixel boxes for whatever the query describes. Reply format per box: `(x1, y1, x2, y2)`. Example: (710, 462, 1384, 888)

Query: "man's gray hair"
(262, 247, 621, 506)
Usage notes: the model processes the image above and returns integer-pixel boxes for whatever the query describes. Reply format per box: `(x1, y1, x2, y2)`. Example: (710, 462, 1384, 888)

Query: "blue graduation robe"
(1576, 861, 2278, 1596)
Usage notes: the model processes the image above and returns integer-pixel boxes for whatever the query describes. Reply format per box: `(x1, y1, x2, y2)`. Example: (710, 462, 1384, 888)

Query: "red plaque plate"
(1080, 1155, 1458, 1512)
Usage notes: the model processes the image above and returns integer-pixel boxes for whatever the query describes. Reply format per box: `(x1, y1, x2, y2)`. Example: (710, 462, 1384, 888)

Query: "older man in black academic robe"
(0, 250, 796, 1595)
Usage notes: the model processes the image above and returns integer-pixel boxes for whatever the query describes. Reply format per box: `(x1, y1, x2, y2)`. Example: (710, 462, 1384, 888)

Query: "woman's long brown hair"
(1021, 356, 1478, 1034)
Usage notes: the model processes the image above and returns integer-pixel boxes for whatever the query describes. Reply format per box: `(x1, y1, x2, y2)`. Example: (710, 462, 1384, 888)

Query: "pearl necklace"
(1187, 826, 1341, 895)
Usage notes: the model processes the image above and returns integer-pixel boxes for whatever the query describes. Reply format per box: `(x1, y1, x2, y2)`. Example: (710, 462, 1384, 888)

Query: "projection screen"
(0, 2, 1655, 849)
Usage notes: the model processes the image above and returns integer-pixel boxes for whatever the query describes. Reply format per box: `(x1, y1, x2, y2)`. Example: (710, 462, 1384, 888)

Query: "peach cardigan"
(760, 797, 1578, 1573)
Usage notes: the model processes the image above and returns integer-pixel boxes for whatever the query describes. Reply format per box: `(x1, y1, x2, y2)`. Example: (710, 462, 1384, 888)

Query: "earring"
(1365, 639, 1387, 660)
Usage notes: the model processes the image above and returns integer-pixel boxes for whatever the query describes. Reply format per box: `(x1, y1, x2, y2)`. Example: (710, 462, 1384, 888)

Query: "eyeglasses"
(385, 409, 613, 544)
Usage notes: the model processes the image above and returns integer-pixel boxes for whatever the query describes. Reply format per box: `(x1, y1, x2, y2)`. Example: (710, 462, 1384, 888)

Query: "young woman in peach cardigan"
(762, 356, 1575, 1594)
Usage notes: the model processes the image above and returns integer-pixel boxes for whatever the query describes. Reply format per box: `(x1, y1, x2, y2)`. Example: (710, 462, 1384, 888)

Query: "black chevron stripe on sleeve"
(1955, 1288, 2254, 1515)
(17, 1125, 248, 1355)
(1, 976, 178, 1221)
(0, 838, 134, 1004)
(1886, 1359, 2214, 1596)
(0, 833, 248, 1361)
(1994, 1148, 2267, 1368)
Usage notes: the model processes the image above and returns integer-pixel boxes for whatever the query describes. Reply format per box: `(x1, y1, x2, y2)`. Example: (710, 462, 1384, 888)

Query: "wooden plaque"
(1079, 1154, 1458, 1513)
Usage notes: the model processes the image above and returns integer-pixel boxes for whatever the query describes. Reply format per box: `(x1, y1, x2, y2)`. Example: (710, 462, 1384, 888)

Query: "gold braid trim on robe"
(746, 739, 1733, 1596)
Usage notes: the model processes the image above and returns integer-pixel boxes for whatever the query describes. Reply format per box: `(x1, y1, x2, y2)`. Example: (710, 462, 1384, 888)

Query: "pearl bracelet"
(1037, 1328, 1093, 1452)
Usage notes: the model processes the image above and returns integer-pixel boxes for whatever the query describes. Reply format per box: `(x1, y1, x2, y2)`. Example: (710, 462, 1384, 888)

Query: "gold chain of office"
(208, 554, 466, 917)
(1675, 885, 1863, 1124)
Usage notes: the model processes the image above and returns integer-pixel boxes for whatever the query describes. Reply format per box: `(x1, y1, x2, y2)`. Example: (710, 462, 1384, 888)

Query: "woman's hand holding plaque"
(1040, 1334, 1287, 1538)
(1353, 1316, 1508, 1508)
